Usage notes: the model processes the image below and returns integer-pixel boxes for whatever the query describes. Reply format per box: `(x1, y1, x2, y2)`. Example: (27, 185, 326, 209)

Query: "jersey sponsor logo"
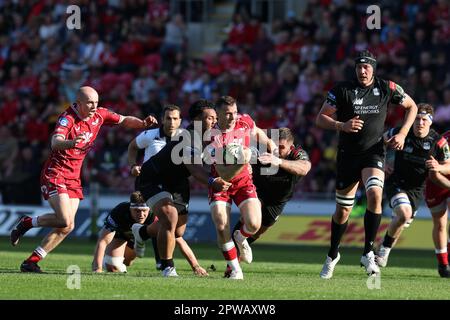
(59, 117, 69, 127)
(423, 141, 431, 150)
(353, 97, 364, 105)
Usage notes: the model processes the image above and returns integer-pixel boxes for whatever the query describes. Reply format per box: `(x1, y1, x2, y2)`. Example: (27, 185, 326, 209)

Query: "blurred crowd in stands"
(0, 0, 449, 204)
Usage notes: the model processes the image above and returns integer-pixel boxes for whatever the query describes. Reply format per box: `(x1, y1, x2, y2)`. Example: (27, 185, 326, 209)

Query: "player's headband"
(417, 111, 433, 124)
(355, 56, 377, 69)
(130, 202, 149, 209)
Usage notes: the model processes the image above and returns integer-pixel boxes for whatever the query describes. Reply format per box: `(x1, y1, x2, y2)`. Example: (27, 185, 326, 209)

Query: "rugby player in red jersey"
(10, 86, 158, 272)
(425, 130, 450, 277)
(206, 95, 277, 279)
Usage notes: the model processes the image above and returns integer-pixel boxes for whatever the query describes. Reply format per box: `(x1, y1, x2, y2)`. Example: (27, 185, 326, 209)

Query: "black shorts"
(260, 202, 285, 227)
(336, 140, 385, 190)
(137, 168, 190, 216)
(385, 178, 423, 214)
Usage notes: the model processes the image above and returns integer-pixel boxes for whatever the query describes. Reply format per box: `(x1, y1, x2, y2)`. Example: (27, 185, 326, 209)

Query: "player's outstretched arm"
(259, 152, 311, 177)
(120, 115, 158, 129)
(175, 237, 209, 277)
(92, 227, 115, 273)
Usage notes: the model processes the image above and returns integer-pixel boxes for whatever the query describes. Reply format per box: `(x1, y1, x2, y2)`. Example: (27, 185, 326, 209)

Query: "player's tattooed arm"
(92, 227, 115, 273)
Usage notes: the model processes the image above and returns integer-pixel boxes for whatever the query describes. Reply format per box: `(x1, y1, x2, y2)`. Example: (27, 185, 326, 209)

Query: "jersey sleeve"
(53, 113, 74, 138)
(290, 146, 310, 161)
(387, 81, 406, 105)
(325, 85, 342, 109)
(435, 137, 450, 162)
(135, 130, 154, 149)
(98, 107, 122, 125)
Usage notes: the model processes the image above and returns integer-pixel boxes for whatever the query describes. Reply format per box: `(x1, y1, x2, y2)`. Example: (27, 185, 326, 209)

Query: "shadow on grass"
(0, 237, 437, 270)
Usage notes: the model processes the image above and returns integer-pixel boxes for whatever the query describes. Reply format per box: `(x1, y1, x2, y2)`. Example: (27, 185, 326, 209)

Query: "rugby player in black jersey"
(91, 191, 209, 276)
(230, 128, 311, 248)
(131, 100, 230, 277)
(316, 50, 418, 278)
(375, 104, 450, 278)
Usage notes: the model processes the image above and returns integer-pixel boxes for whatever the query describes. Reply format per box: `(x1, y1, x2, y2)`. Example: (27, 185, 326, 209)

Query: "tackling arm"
(120, 115, 158, 129)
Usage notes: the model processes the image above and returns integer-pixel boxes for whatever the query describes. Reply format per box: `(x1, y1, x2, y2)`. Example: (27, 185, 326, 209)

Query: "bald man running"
(10, 86, 158, 273)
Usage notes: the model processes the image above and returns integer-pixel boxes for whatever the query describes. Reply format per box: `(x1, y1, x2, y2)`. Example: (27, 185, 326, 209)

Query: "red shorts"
(208, 174, 258, 208)
(40, 174, 83, 200)
(425, 180, 450, 213)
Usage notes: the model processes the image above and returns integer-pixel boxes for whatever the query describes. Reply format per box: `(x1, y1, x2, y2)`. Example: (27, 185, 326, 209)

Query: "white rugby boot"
(376, 245, 391, 267)
(162, 266, 178, 277)
(320, 253, 341, 279)
(233, 230, 253, 264)
(361, 251, 381, 276)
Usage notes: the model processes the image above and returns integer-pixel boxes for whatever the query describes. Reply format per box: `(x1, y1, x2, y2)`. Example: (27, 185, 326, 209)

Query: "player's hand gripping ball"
(223, 143, 245, 165)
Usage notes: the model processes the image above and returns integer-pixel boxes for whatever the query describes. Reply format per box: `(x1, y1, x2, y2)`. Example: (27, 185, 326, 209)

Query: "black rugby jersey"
(104, 202, 153, 240)
(388, 127, 450, 190)
(252, 146, 309, 205)
(326, 77, 406, 154)
(140, 127, 202, 186)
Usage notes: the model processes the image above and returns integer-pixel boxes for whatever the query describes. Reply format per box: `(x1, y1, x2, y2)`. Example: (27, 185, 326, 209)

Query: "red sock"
(239, 225, 252, 238)
(222, 246, 238, 261)
(22, 217, 33, 229)
(436, 252, 449, 266)
(26, 251, 43, 264)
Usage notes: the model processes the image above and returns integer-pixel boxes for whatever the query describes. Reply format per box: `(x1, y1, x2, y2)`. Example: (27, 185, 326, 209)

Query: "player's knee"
(365, 176, 383, 201)
(174, 229, 185, 238)
(55, 217, 73, 229)
(396, 211, 411, 225)
(244, 221, 260, 234)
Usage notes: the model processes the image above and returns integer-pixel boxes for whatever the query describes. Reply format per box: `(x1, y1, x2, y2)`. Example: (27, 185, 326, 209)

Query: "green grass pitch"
(0, 237, 449, 300)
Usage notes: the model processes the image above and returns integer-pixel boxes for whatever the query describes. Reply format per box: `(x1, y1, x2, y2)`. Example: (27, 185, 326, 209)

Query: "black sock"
(139, 225, 151, 241)
(160, 258, 174, 269)
(247, 237, 256, 244)
(382, 232, 395, 248)
(151, 237, 160, 263)
(364, 209, 382, 255)
(328, 218, 348, 260)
